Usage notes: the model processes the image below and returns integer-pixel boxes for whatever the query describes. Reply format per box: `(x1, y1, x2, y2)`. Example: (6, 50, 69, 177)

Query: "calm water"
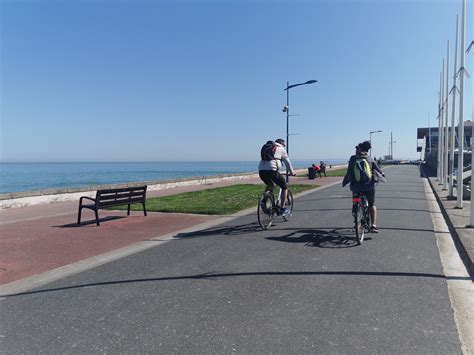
(0, 160, 346, 194)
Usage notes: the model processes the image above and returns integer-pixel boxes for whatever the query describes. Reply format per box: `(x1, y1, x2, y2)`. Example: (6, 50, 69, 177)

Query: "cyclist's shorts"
(259, 170, 288, 190)
(353, 188, 375, 207)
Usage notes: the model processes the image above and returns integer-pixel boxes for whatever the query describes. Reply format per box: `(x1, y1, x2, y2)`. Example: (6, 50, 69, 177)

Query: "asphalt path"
(0, 165, 463, 353)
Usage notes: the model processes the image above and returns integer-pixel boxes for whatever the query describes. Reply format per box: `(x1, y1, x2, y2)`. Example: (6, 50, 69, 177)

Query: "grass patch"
(325, 168, 347, 177)
(114, 184, 316, 215)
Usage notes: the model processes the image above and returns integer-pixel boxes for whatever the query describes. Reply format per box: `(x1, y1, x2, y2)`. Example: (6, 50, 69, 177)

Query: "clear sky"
(1, 0, 473, 162)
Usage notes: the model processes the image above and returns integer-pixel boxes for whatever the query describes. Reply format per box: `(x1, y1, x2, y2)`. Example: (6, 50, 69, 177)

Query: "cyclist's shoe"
(282, 207, 291, 216)
(275, 206, 283, 216)
(370, 225, 379, 233)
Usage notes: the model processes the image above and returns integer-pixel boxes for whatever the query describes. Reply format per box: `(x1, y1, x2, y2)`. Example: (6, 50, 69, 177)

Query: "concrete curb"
(424, 173, 474, 278)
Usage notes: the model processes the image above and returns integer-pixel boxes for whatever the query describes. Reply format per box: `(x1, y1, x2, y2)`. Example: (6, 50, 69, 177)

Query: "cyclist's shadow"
(266, 228, 370, 248)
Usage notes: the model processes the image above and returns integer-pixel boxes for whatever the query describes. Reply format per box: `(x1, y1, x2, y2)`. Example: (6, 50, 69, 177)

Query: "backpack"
(261, 141, 277, 161)
(353, 157, 372, 183)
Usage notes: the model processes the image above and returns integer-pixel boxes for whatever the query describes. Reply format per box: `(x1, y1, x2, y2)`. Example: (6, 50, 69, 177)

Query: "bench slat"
(98, 186, 146, 194)
(98, 192, 145, 202)
(99, 199, 144, 208)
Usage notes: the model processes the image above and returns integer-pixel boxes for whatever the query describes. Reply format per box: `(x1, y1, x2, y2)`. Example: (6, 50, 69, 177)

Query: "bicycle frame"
(257, 186, 293, 230)
(352, 193, 370, 244)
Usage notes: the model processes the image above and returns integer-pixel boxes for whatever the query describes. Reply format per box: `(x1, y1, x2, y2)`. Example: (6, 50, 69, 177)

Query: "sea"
(0, 160, 346, 194)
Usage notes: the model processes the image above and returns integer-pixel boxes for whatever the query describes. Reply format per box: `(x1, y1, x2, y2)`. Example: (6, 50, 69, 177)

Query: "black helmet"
(359, 140, 371, 152)
(275, 138, 285, 146)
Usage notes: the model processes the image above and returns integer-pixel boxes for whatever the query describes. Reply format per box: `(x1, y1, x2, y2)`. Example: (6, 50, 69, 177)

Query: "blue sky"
(1, 0, 473, 162)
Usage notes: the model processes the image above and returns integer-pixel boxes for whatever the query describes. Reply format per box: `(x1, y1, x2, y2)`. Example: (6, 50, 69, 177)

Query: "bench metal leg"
(95, 209, 100, 226)
(77, 206, 82, 225)
(127, 204, 131, 216)
(142, 203, 147, 216)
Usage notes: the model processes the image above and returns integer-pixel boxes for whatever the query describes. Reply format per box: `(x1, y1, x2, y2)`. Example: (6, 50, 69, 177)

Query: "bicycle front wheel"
(258, 193, 274, 230)
(354, 203, 365, 245)
(282, 189, 294, 221)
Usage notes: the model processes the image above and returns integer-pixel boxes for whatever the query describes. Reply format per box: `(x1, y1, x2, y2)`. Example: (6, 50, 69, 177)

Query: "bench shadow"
(267, 228, 366, 248)
(55, 216, 126, 228)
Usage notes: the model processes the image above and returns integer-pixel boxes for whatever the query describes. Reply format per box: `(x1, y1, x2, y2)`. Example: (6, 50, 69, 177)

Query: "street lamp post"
(283, 80, 317, 155)
(282, 79, 317, 181)
(369, 130, 382, 157)
(389, 132, 396, 160)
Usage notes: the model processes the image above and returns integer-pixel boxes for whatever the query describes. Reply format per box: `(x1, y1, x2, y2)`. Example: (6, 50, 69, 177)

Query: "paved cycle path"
(0, 165, 465, 353)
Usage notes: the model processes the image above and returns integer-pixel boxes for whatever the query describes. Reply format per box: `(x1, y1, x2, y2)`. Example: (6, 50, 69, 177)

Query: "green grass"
(114, 184, 316, 215)
(324, 168, 347, 177)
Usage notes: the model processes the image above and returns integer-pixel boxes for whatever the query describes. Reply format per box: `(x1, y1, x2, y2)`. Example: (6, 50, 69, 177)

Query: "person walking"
(319, 161, 327, 177)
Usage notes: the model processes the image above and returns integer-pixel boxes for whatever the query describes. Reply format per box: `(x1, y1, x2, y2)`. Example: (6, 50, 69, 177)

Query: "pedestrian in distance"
(319, 161, 327, 177)
(312, 163, 322, 178)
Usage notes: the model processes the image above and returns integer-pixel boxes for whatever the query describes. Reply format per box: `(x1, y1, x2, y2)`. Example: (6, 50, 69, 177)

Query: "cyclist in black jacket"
(343, 141, 385, 233)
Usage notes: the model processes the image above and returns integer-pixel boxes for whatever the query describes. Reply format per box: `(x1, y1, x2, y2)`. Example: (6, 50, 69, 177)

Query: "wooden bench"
(77, 186, 147, 226)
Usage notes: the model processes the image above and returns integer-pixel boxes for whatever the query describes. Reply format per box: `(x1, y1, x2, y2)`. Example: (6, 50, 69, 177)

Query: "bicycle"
(352, 192, 371, 245)
(257, 187, 294, 230)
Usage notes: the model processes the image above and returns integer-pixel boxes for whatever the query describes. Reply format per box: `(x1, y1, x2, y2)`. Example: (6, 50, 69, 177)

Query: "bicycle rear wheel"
(354, 203, 365, 245)
(364, 207, 372, 233)
(282, 189, 294, 221)
(258, 193, 274, 230)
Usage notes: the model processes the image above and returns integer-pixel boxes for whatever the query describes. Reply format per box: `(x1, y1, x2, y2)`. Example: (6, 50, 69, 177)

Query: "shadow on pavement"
(174, 222, 261, 239)
(266, 228, 364, 248)
(55, 216, 126, 228)
(3, 270, 470, 298)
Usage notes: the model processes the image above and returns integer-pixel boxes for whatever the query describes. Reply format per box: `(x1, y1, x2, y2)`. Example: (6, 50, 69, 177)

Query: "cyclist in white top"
(258, 138, 296, 215)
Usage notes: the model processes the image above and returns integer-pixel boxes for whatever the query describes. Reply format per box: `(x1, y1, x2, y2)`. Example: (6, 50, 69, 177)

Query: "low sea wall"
(0, 172, 261, 209)
(0, 165, 346, 209)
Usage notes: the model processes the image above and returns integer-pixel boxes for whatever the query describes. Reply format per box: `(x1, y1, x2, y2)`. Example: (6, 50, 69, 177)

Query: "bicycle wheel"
(364, 206, 372, 233)
(354, 203, 365, 245)
(257, 193, 274, 230)
(282, 189, 294, 221)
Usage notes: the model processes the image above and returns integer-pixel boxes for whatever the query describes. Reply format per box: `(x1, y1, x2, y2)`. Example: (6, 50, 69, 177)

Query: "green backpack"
(354, 157, 372, 183)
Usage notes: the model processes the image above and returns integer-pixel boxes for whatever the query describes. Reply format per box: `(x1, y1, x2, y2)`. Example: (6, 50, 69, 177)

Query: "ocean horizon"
(0, 160, 347, 194)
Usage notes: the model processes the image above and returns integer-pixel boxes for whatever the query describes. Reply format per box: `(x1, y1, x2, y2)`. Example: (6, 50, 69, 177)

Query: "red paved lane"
(0, 211, 214, 285)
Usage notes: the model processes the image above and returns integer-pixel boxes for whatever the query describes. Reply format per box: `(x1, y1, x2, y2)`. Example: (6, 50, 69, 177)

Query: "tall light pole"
(428, 113, 432, 154)
(389, 132, 396, 160)
(369, 130, 382, 157)
(443, 40, 450, 191)
(449, 15, 459, 199)
(440, 59, 445, 187)
(456, 0, 466, 209)
(282, 79, 317, 181)
(283, 80, 317, 155)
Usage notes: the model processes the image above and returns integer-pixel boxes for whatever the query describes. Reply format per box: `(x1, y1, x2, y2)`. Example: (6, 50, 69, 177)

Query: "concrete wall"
(0, 165, 347, 209)
(0, 172, 260, 209)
